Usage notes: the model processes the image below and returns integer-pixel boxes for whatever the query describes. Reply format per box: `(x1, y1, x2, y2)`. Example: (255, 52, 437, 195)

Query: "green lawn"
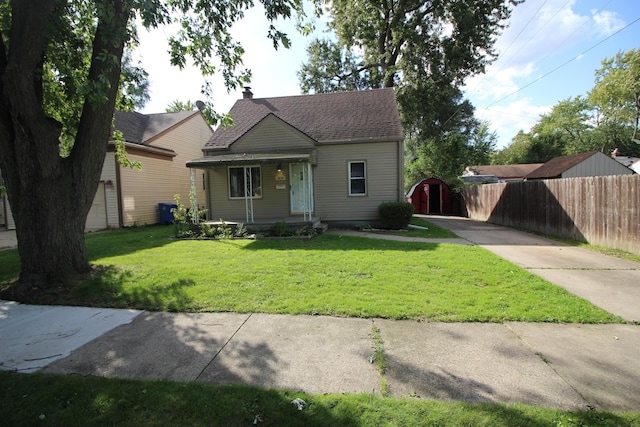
(0, 225, 621, 323)
(1, 372, 638, 426)
(1, 224, 635, 423)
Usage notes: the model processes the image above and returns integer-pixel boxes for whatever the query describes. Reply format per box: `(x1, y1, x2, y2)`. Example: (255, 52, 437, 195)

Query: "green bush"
(378, 201, 414, 229)
(270, 220, 291, 237)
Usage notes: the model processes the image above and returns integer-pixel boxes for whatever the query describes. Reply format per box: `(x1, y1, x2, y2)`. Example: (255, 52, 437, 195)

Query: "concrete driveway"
(422, 215, 640, 323)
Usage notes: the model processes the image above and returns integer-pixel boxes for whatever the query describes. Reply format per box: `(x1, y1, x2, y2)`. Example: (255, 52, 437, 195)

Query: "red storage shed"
(406, 178, 452, 214)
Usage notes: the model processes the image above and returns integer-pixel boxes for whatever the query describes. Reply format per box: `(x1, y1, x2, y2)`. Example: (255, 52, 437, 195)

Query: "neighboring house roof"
(114, 110, 198, 146)
(524, 150, 632, 180)
(204, 88, 403, 150)
(525, 151, 597, 179)
(614, 155, 640, 174)
(464, 164, 543, 180)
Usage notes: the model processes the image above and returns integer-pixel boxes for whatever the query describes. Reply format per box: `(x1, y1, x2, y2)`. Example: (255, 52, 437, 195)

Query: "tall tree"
(0, 0, 303, 292)
(320, 0, 515, 90)
(589, 49, 640, 144)
(406, 119, 497, 187)
(299, 39, 373, 93)
(298, 0, 517, 186)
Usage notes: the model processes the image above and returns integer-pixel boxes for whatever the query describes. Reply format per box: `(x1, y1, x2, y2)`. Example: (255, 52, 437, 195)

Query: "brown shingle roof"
(114, 110, 198, 145)
(466, 164, 543, 180)
(525, 151, 599, 179)
(204, 88, 403, 150)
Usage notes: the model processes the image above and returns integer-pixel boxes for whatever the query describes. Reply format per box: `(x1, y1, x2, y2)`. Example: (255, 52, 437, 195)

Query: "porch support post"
(189, 168, 199, 224)
(306, 162, 312, 221)
(244, 167, 254, 223)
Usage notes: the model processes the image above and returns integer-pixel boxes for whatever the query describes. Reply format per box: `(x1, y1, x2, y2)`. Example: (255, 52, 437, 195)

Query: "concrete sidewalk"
(32, 311, 640, 412)
(1, 217, 640, 412)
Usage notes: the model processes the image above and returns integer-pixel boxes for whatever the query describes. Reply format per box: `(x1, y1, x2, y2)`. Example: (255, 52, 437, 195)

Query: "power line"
(484, 14, 640, 109)
(466, 0, 549, 97)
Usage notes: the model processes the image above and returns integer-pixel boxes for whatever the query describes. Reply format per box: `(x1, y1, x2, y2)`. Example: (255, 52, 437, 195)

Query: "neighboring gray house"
(187, 88, 404, 227)
(525, 151, 634, 180)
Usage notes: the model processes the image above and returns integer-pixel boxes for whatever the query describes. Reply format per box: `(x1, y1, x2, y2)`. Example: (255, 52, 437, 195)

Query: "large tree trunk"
(0, 0, 129, 291)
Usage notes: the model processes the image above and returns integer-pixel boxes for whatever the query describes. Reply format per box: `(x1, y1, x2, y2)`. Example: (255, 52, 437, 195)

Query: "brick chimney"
(242, 87, 253, 99)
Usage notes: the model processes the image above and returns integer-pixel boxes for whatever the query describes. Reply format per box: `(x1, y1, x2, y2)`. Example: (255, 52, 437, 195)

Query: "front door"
(289, 163, 314, 214)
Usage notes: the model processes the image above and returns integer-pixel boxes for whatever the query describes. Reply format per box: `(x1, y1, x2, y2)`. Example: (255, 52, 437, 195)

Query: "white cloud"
(475, 99, 551, 148)
(464, 0, 605, 148)
(591, 10, 625, 37)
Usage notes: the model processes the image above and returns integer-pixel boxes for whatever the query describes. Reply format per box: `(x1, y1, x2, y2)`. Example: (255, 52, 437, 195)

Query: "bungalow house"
(2, 110, 211, 231)
(186, 88, 404, 228)
(524, 151, 633, 180)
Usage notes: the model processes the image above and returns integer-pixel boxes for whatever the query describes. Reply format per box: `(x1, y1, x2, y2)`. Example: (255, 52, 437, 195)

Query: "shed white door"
(86, 181, 107, 231)
(289, 163, 313, 214)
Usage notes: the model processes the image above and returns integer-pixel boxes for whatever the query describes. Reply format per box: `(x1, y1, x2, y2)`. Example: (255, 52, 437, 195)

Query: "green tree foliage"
(494, 50, 640, 164)
(299, 39, 373, 93)
(406, 121, 497, 188)
(589, 49, 640, 143)
(298, 0, 517, 187)
(166, 99, 197, 112)
(0, 0, 305, 289)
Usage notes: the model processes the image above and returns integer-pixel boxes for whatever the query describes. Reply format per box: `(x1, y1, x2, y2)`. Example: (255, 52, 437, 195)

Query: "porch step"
(315, 223, 329, 234)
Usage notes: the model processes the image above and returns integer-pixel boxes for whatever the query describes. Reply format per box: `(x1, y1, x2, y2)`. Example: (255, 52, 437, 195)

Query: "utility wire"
(484, 15, 640, 109)
(460, 0, 617, 128)
(466, 0, 548, 97)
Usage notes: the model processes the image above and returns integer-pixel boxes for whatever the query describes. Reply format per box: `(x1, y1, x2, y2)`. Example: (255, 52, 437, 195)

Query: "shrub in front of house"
(378, 201, 414, 229)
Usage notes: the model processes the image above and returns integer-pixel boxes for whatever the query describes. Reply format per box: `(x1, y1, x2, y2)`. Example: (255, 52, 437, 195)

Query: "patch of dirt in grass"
(0, 266, 106, 305)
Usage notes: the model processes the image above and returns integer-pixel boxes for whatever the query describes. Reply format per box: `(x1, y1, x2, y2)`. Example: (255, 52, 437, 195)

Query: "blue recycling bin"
(158, 203, 178, 225)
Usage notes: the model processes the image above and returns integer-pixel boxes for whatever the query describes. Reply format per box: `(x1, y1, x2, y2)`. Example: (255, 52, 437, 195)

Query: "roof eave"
(108, 141, 177, 157)
(316, 136, 404, 145)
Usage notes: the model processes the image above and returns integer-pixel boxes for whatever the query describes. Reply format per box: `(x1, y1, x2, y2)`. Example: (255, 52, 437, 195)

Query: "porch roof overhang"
(187, 152, 312, 168)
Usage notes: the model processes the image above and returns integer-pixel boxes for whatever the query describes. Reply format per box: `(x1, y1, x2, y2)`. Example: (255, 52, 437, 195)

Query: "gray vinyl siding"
(227, 115, 315, 154)
(563, 152, 633, 178)
(207, 163, 291, 221)
(314, 141, 401, 221)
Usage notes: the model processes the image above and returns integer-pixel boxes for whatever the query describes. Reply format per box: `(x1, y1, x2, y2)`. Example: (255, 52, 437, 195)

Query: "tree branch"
(4, 0, 62, 180)
(71, 0, 130, 199)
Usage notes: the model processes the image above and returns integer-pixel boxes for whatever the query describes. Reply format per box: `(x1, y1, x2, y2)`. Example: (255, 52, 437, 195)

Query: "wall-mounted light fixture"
(275, 164, 286, 181)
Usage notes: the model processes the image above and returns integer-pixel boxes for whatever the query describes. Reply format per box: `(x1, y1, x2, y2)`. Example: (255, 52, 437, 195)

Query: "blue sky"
(138, 0, 640, 149)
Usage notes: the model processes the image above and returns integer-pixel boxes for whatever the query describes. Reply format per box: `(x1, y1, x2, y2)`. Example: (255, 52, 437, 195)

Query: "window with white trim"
(228, 166, 262, 199)
(348, 161, 366, 196)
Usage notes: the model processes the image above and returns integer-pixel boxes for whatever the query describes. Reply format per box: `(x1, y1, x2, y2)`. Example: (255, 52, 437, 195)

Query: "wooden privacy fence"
(461, 174, 640, 255)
